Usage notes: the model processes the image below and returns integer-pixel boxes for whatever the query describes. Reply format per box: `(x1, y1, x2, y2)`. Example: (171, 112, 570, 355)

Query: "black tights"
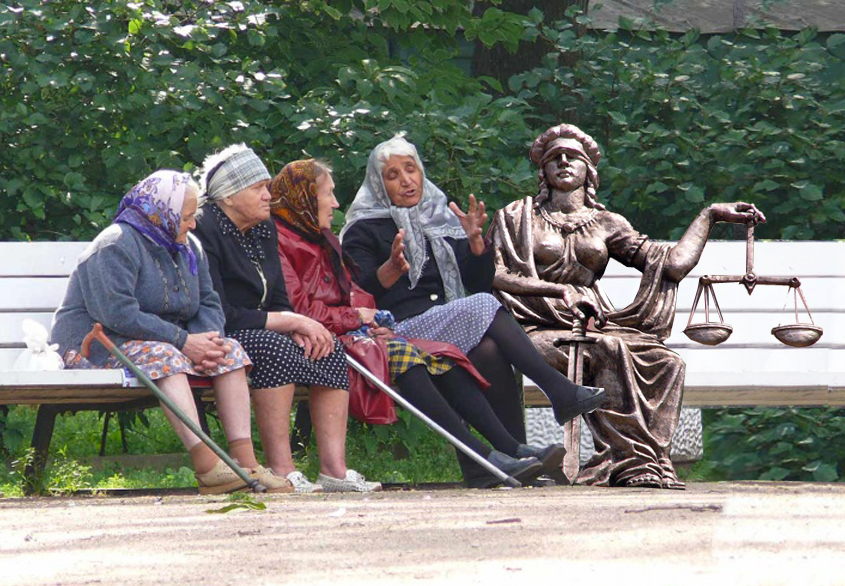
(394, 364, 521, 458)
(483, 308, 581, 408)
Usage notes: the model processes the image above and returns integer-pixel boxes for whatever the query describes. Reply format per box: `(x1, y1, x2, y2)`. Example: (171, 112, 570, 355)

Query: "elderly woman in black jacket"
(341, 136, 605, 486)
(194, 144, 380, 493)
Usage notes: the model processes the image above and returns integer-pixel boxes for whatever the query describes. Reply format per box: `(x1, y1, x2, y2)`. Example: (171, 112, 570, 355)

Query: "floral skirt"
(64, 338, 251, 381)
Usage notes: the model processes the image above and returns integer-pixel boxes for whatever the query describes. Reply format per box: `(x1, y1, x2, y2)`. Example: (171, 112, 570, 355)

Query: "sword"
(553, 316, 596, 484)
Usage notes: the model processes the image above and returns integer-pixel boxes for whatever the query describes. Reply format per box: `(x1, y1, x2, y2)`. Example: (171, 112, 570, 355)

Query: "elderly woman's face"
(382, 155, 423, 208)
(225, 180, 272, 230)
(543, 143, 588, 193)
(315, 172, 339, 230)
(176, 189, 198, 244)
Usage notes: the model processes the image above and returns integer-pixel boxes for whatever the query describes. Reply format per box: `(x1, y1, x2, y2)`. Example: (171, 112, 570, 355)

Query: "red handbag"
(340, 335, 397, 425)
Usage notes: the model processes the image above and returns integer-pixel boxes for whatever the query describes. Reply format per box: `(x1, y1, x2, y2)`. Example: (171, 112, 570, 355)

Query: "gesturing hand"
(377, 228, 410, 288)
(449, 194, 488, 255)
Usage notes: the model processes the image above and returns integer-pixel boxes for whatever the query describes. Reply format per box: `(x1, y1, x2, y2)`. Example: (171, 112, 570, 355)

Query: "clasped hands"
(183, 331, 231, 372)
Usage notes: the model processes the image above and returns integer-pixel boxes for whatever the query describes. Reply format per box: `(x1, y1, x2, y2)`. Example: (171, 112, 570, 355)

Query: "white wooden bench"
(523, 240, 845, 473)
(3, 240, 840, 489)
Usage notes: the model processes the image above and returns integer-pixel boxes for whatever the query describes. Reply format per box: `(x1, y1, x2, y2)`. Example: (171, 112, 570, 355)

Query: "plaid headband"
(206, 148, 271, 201)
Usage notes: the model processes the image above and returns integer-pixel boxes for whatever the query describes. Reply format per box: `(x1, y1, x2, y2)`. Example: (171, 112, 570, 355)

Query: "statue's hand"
(710, 202, 766, 226)
(568, 295, 607, 329)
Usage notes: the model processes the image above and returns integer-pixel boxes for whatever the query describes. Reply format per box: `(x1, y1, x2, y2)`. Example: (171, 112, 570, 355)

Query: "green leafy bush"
(703, 408, 845, 482)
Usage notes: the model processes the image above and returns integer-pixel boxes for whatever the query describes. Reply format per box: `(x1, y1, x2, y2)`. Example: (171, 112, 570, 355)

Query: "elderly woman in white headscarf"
(341, 136, 606, 487)
(193, 144, 381, 493)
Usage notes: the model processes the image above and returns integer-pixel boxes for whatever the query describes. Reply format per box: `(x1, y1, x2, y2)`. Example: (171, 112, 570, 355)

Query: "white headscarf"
(341, 136, 467, 302)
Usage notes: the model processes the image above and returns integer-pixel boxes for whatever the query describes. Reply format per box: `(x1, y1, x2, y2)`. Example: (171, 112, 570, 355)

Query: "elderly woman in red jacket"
(267, 159, 573, 488)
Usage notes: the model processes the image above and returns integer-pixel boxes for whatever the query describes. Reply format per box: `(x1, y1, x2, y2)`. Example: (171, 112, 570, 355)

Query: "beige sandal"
(249, 466, 295, 493)
(195, 459, 249, 495)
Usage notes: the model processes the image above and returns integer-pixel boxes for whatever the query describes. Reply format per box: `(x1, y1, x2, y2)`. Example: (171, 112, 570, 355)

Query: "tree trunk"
(470, 0, 590, 86)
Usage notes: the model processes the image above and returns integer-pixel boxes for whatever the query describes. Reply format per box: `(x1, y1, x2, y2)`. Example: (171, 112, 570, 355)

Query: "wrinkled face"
(315, 172, 339, 231)
(382, 155, 423, 208)
(224, 179, 272, 230)
(176, 188, 198, 244)
(543, 138, 589, 192)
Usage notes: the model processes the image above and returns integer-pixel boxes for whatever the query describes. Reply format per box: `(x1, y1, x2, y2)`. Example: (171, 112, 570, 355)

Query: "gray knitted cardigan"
(51, 224, 225, 366)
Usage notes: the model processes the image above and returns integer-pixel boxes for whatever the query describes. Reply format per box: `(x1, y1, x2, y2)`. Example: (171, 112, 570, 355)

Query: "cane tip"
(504, 477, 522, 488)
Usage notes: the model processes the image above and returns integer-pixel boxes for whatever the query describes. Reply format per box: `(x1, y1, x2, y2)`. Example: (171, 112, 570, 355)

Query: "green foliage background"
(2, 0, 845, 486)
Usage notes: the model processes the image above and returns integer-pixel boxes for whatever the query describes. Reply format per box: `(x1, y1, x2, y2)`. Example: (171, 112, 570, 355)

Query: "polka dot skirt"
(394, 292, 501, 355)
(229, 329, 350, 391)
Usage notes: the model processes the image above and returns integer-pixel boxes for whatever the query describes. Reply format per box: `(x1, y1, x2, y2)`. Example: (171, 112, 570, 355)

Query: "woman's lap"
(64, 338, 250, 381)
(394, 293, 500, 354)
(229, 329, 349, 391)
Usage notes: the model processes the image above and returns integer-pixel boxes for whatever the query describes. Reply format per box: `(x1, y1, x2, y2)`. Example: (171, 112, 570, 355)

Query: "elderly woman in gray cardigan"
(51, 170, 291, 494)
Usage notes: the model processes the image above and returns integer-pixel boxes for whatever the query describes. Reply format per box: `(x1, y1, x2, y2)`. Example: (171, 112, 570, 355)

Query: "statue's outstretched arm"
(664, 202, 765, 282)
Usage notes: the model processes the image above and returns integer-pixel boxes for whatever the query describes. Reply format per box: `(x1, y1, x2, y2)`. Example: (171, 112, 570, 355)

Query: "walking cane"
(82, 323, 266, 493)
(344, 353, 522, 488)
(553, 316, 597, 484)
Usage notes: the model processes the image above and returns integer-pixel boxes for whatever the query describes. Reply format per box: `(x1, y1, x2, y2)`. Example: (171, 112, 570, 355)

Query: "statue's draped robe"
(490, 197, 686, 486)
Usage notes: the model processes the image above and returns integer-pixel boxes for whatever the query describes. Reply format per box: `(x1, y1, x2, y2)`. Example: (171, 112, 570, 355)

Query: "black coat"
(341, 217, 495, 322)
(194, 205, 293, 333)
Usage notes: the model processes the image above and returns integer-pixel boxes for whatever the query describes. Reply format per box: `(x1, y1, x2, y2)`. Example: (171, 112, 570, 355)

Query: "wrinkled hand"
(183, 332, 230, 372)
(388, 229, 410, 274)
(710, 202, 766, 226)
(449, 194, 488, 255)
(292, 316, 335, 361)
(367, 326, 394, 339)
(357, 307, 378, 325)
(377, 229, 411, 288)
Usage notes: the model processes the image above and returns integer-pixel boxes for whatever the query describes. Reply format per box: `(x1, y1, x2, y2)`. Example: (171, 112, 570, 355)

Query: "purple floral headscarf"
(113, 170, 198, 274)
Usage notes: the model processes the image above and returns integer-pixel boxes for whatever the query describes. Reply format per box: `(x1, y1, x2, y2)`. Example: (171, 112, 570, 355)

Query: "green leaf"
(206, 501, 267, 514)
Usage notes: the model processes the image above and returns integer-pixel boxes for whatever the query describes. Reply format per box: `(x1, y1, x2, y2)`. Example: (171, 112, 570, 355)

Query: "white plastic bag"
(12, 319, 65, 371)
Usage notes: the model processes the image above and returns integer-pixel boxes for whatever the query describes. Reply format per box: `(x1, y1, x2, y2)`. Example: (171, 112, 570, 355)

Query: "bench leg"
(193, 394, 211, 435)
(99, 411, 111, 457)
(290, 401, 312, 459)
(24, 405, 60, 495)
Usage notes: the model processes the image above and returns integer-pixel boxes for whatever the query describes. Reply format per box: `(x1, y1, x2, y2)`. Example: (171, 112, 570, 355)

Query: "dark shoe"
(516, 443, 566, 476)
(487, 450, 543, 484)
(523, 475, 557, 488)
(552, 385, 607, 425)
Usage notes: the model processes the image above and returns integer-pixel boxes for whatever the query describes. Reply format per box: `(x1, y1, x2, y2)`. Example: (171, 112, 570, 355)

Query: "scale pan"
(683, 323, 733, 346)
(771, 324, 823, 347)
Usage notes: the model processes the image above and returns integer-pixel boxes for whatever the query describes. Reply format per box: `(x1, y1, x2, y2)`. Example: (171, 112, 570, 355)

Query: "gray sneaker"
(286, 471, 323, 493)
(316, 469, 382, 493)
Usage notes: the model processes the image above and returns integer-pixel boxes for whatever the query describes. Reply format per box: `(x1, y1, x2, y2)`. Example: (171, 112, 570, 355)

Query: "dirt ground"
(2, 481, 844, 586)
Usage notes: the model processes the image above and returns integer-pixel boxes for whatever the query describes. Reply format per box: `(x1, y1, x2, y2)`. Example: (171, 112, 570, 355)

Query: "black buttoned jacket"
(341, 217, 496, 323)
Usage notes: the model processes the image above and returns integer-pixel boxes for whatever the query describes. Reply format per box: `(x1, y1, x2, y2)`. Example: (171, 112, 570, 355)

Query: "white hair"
(373, 135, 423, 175)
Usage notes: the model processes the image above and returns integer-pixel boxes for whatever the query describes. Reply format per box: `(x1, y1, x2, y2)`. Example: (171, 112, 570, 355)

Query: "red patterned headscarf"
(269, 159, 322, 238)
(269, 160, 353, 299)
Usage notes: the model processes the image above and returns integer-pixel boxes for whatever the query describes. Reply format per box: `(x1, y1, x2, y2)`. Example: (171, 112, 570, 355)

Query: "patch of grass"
(1, 404, 465, 494)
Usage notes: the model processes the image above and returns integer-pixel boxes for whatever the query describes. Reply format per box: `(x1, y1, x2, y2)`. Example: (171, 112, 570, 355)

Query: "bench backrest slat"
(1, 241, 843, 399)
